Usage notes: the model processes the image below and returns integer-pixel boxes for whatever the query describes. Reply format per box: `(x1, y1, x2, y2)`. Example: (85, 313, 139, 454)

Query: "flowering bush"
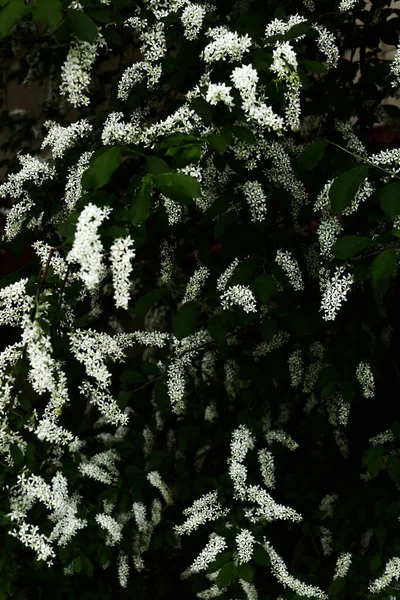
(1, 0, 400, 599)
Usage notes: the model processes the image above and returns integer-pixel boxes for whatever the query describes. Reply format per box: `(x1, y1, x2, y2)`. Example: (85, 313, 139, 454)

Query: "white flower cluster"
(174, 491, 230, 535)
(60, 33, 107, 107)
(67, 203, 111, 291)
(8, 471, 87, 565)
(319, 493, 338, 520)
(265, 14, 307, 39)
(41, 119, 92, 159)
(320, 526, 333, 556)
(333, 552, 352, 579)
(312, 25, 339, 69)
(390, 45, 400, 88)
(221, 284, 257, 313)
(335, 120, 367, 158)
(356, 361, 375, 398)
(118, 552, 130, 588)
(230, 64, 284, 132)
(202, 26, 252, 63)
(275, 249, 304, 291)
(147, 471, 173, 505)
(190, 534, 227, 573)
(253, 331, 291, 361)
(288, 350, 303, 388)
(265, 429, 299, 451)
(217, 258, 240, 291)
(0, 279, 33, 327)
(118, 62, 163, 100)
(263, 540, 328, 598)
(78, 449, 121, 485)
(205, 83, 234, 108)
(182, 265, 210, 303)
(258, 448, 276, 488)
(339, 0, 359, 11)
(95, 513, 123, 546)
(369, 556, 400, 594)
(0, 153, 55, 201)
(369, 429, 395, 446)
(181, 2, 209, 40)
(319, 265, 354, 321)
(241, 180, 268, 222)
(236, 528, 256, 564)
(110, 236, 135, 310)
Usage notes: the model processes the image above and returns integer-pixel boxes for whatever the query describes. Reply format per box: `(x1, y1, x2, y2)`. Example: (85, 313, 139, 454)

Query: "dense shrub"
(1, 1, 400, 599)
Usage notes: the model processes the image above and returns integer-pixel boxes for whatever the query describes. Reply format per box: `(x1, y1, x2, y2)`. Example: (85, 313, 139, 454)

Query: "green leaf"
(172, 302, 198, 340)
(379, 181, 400, 219)
(328, 578, 345, 596)
(130, 175, 152, 225)
(387, 455, 400, 482)
(329, 166, 369, 213)
(260, 319, 276, 343)
(120, 370, 144, 385)
(82, 556, 93, 578)
(81, 147, 121, 190)
(177, 144, 203, 166)
(208, 316, 228, 345)
(251, 274, 278, 304)
(371, 249, 398, 296)
(238, 563, 254, 583)
(153, 172, 201, 203)
(146, 156, 172, 176)
(207, 132, 229, 155)
(10, 444, 24, 467)
(216, 561, 237, 589)
(191, 97, 213, 124)
(135, 289, 168, 318)
(0, 0, 30, 38)
(362, 448, 384, 477)
(297, 141, 328, 173)
(32, 0, 62, 30)
(229, 125, 257, 145)
(74, 556, 82, 574)
(331, 235, 373, 260)
(207, 552, 233, 574)
(214, 212, 234, 239)
(284, 21, 310, 40)
(227, 258, 257, 287)
(252, 544, 270, 566)
(159, 133, 199, 149)
(66, 8, 98, 43)
(370, 553, 382, 572)
(301, 59, 327, 73)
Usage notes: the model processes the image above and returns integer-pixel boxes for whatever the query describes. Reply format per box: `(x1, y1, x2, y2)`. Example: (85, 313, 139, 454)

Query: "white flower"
(312, 25, 339, 69)
(147, 471, 173, 505)
(264, 539, 328, 598)
(118, 552, 130, 588)
(174, 491, 230, 535)
(241, 180, 268, 222)
(0, 153, 56, 201)
(319, 265, 354, 321)
(339, 0, 359, 11)
(60, 33, 107, 107)
(333, 552, 352, 579)
(41, 119, 92, 159)
(202, 26, 252, 63)
(190, 534, 227, 573)
(110, 236, 135, 310)
(288, 350, 303, 388)
(221, 284, 257, 313)
(95, 513, 123, 546)
(182, 265, 210, 304)
(369, 556, 400, 594)
(181, 3, 208, 40)
(356, 361, 375, 398)
(205, 83, 234, 108)
(67, 203, 111, 291)
(236, 528, 255, 564)
(258, 449, 276, 488)
(276, 249, 304, 291)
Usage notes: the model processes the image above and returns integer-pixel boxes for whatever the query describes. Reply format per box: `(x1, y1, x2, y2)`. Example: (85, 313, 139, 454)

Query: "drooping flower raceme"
(67, 203, 111, 291)
(110, 236, 136, 310)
